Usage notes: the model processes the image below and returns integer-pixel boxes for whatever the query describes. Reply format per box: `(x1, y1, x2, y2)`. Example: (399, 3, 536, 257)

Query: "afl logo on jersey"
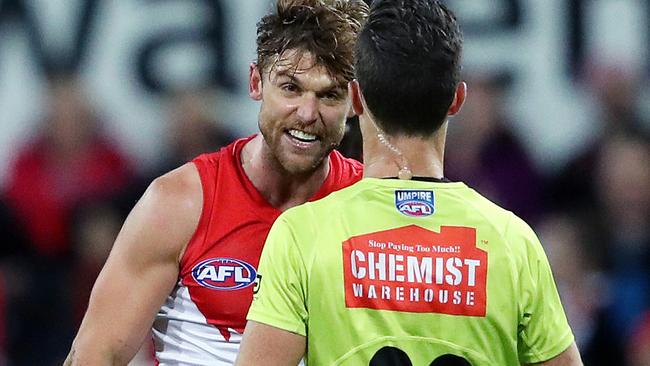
(395, 190, 435, 217)
(191, 258, 257, 291)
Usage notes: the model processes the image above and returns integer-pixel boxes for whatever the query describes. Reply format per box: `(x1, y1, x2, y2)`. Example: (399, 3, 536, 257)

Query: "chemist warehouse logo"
(342, 225, 488, 316)
(192, 258, 257, 291)
(395, 190, 434, 217)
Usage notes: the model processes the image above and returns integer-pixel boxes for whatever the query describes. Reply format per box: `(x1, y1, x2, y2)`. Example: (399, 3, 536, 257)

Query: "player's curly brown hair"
(256, 0, 369, 85)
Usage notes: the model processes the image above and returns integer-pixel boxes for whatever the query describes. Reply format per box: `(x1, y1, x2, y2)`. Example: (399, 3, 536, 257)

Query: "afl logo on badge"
(191, 258, 257, 291)
(395, 190, 435, 217)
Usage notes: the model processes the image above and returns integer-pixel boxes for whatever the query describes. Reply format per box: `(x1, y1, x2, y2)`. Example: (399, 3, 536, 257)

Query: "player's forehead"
(265, 49, 346, 89)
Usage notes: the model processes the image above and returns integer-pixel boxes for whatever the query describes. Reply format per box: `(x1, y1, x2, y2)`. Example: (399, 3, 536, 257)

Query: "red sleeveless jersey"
(152, 136, 362, 365)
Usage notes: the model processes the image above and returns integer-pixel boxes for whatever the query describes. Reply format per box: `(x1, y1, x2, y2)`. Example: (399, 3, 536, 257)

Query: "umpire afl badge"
(395, 190, 435, 217)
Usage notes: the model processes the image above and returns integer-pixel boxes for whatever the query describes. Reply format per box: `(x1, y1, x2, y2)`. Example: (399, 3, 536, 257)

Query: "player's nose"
(296, 94, 319, 124)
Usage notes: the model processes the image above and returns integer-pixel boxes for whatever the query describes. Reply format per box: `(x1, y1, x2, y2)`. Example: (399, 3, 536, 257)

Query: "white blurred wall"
(0, 0, 647, 187)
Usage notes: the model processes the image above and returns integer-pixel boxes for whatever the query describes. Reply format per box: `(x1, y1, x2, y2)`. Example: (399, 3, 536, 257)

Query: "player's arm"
(236, 320, 305, 366)
(64, 163, 202, 365)
(527, 342, 582, 365)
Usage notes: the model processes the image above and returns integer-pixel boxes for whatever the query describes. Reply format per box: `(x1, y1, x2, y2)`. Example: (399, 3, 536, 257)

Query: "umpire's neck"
(361, 121, 447, 180)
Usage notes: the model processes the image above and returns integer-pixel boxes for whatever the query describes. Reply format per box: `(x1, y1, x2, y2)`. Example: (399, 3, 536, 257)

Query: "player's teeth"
(289, 129, 317, 141)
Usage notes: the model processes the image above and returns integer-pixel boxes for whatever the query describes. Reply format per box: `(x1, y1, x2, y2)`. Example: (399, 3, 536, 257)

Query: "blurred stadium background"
(0, 0, 649, 365)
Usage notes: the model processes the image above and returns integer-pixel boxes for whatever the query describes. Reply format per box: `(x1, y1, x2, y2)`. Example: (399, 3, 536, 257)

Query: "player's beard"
(259, 118, 343, 176)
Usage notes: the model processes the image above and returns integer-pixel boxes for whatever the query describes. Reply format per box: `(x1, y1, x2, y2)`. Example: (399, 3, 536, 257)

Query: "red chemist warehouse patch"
(342, 225, 487, 316)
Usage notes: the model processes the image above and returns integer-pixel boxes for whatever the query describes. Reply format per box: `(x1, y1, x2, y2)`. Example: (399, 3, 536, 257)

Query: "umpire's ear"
(348, 80, 364, 116)
(447, 81, 467, 116)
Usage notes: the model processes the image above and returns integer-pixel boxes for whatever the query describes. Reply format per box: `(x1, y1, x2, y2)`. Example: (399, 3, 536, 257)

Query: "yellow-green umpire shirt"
(248, 178, 574, 365)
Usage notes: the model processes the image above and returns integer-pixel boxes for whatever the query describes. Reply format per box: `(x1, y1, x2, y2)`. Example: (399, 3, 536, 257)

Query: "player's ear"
(348, 80, 364, 116)
(249, 63, 263, 101)
(447, 81, 467, 116)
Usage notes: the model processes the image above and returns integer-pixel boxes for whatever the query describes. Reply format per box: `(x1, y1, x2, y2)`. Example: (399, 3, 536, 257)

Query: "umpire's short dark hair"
(355, 0, 463, 136)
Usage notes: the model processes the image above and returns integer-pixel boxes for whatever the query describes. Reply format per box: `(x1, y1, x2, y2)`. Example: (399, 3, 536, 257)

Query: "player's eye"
(320, 90, 344, 103)
(281, 83, 299, 93)
(323, 91, 341, 100)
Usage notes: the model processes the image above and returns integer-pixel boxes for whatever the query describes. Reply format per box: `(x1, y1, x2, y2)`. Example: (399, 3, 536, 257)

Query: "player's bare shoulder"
(146, 163, 203, 215)
(126, 163, 203, 262)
